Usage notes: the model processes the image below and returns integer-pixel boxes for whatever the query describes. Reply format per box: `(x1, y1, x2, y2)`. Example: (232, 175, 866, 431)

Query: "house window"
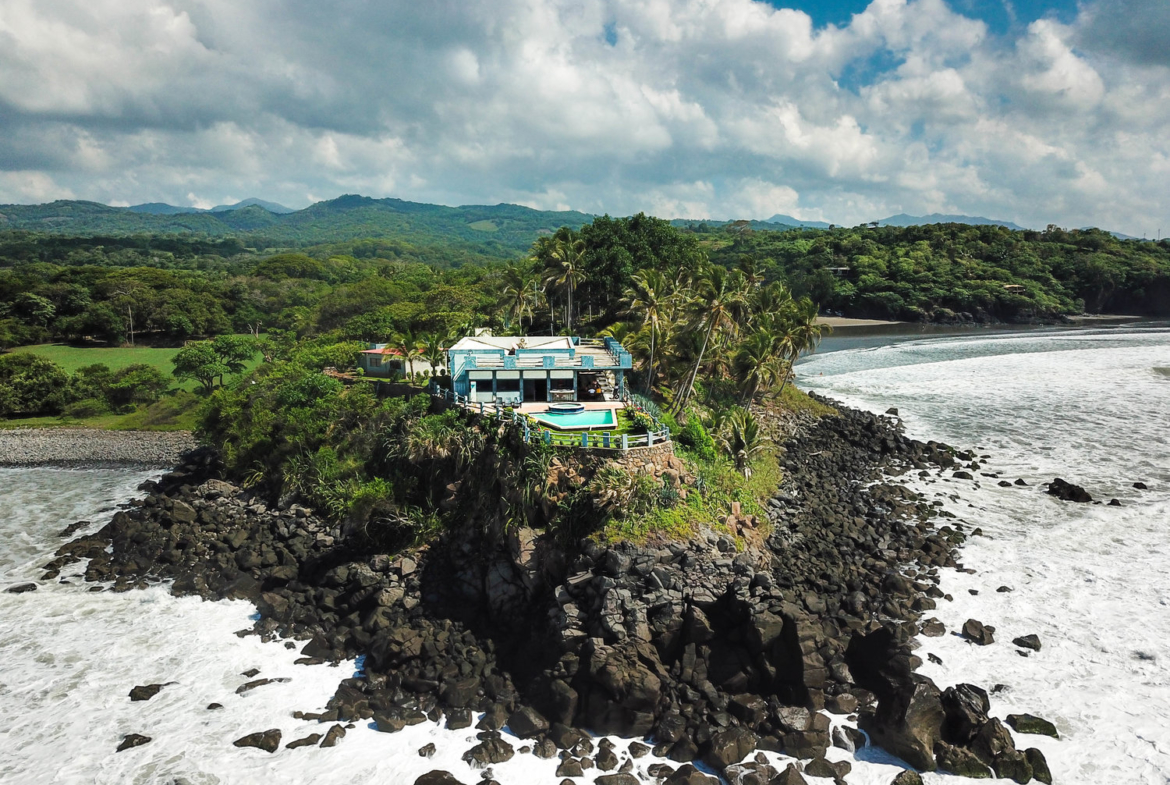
(550, 377, 574, 391)
(495, 378, 520, 393)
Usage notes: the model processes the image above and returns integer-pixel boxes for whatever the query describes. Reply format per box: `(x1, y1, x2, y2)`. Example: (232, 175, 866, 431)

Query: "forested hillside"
(0, 195, 592, 256)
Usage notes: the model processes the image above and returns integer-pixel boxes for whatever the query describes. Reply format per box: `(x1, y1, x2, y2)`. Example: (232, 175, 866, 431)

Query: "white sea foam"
(801, 326, 1170, 784)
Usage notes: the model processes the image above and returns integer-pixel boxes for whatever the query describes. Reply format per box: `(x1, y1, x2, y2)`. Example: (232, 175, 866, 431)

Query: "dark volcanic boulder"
(703, 726, 757, 770)
(578, 640, 661, 736)
(129, 683, 169, 701)
(6, 583, 37, 593)
(891, 771, 924, 785)
(286, 734, 322, 749)
(507, 706, 549, 738)
(861, 677, 944, 771)
(1046, 478, 1092, 502)
(961, 619, 995, 645)
(935, 741, 992, 777)
(1026, 748, 1053, 784)
(461, 734, 514, 767)
(971, 718, 1017, 765)
(664, 764, 719, 784)
(1006, 713, 1059, 738)
(116, 734, 151, 752)
(233, 729, 281, 753)
(414, 772, 465, 785)
(992, 750, 1034, 783)
(595, 775, 640, 785)
(940, 683, 990, 745)
(1012, 634, 1041, 651)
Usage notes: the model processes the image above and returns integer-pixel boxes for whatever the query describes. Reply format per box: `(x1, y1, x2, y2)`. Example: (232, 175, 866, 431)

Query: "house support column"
(492, 372, 497, 402)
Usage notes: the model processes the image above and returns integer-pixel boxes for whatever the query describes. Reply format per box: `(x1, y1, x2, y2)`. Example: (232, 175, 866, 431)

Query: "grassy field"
(11, 342, 262, 392)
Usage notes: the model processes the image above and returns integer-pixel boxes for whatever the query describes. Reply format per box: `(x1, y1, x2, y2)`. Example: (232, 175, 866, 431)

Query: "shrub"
(107, 364, 170, 407)
(0, 353, 69, 416)
(62, 397, 110, 419)
(678, 414, 717, 461)
(631, 410, 655, 431)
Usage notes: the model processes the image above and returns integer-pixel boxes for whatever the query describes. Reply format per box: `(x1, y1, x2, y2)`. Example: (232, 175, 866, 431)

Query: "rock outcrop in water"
(54, 399, 1049, 781)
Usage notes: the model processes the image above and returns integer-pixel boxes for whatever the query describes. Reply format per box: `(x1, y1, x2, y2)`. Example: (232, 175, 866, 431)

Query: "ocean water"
(800, 326, 1170, 784)
(1, 326, 1167, 784)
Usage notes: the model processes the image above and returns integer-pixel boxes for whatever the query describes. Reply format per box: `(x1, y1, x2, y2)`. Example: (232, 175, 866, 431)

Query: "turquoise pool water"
(529, 408, 616, 429)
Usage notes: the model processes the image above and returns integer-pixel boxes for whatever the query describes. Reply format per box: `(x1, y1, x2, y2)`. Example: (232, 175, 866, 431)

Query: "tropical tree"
(173, 341, 228, 394)
(543, 232, 587, 332)
(719, 407, 767, 477)
(734, 328, 783, 402)
(498, 262, 538, 331)
(392, 329, 423, 378)
(677, 265, 744, 411)
(420, 332, 446, 374)
(623, 269, 669, 394)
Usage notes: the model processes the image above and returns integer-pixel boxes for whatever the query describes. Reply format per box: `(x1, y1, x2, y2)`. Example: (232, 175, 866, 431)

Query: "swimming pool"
(529, 408, 617, 430)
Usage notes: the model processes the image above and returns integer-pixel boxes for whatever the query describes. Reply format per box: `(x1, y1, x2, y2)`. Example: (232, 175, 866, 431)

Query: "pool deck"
(515, 401, 625, 414)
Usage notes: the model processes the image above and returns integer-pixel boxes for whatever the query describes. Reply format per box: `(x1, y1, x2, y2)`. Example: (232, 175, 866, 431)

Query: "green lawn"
(11, 341, 262, 392)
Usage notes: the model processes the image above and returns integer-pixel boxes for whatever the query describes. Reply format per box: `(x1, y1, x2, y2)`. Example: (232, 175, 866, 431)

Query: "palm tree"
(499, 262, 538, 331)
(623, 269, 669, 394)
(734, 328, 783, 402)
(677, 265, 744, 411)
(420, 332, 446, 374)
(543, 232, 587, 332)
(776, 298, 829, 395)
(392, 329, 422, 378)
(720, 407, 767, 477)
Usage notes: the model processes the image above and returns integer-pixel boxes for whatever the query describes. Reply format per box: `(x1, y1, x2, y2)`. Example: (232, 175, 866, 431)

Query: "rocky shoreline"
(0, 428, 197, 468)
(49, 401, 1053, 784)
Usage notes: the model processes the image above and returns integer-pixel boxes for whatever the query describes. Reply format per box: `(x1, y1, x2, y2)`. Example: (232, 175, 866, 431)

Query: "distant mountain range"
(0, 195, 593, 256)
(763, 212, 1028, 231)
(128, 197, 296, 215)
(0, 195, 1144, 253)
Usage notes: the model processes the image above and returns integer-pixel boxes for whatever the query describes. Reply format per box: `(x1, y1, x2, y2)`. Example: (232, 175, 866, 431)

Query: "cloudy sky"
(0, 0, 1167, 235)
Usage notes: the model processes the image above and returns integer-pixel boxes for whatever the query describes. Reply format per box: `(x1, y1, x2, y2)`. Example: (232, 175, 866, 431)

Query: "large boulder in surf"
(1046, 478, 1092, 502)
(860, 677, 944, 771)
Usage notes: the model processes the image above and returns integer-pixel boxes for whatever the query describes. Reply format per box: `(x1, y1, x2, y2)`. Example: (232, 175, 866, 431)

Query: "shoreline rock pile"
(0, 428, 196, 467)
(52, 401, 1052, 782)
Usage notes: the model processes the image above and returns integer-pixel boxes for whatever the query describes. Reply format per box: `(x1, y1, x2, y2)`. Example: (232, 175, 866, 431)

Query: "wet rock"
(207, 703, 223, 710)
(935, 741, 992, 777)
(997, 480, 1013, 487)
(992, 749, 1033, 783)
(921, 618, 946, 637)
(1014, 478, 1028, 486)
(1046, 478, 1092, 503)
(286, 734, 322, 749)
(725, 761, 779, 785)
(414, 773, 465, 785)
(1133, 481, 1147, 490)
(555, 758, 585, 777)
(704, 726, 758, 770)
(1109, 499, 1122, 506)
(6, 583, 37, 593)
(320, 724, 346, 747)
(628, 741, 649, 758)
(940, 683, 990, 745)
(971, 718, 1017, 765)
(1006, 713, 1059, 738)
(237, 677, 290, 694)
(825, 693, 858, 715)
(507, 706, 549, 738)
(891, 771, 924, 785)
(804, 756, 851, 779)
(129, 683, 170, 701)
(446, 708, 473, 730)
(595, 775, 640, 785)
(532, 738, 557, 758)
(953, 471, 974, 480)
(861, 678, 944, 772)
(419, 742, 437, 757)
(664, 764, 719, 784)
(1025, 748, 1053, 784)
(462, 734, 515, 767)
(595, 746, 619, 771)
(773, 764, 807, 785)
(116, 734, 151, 752)
(961, 619, 995, 645)
(233, 729, 282, 753)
